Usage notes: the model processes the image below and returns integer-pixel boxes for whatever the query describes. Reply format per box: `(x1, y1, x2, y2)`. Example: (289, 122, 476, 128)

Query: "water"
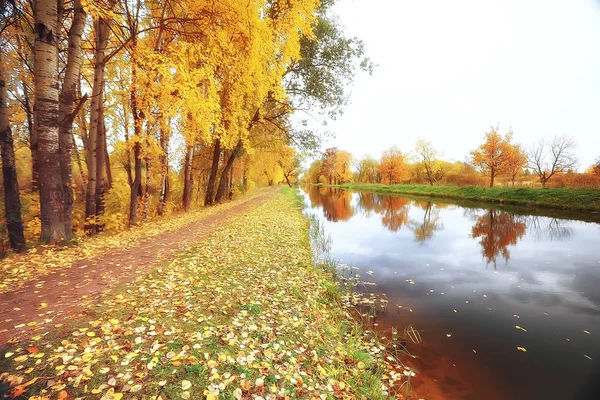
(302, 186, 600, 400)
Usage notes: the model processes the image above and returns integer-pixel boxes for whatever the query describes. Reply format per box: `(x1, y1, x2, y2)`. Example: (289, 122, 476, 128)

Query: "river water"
(302, 186, 600, 400)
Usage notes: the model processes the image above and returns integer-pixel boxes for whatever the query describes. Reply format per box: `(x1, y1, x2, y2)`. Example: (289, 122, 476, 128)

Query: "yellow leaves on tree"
(376, 146, 410, 184)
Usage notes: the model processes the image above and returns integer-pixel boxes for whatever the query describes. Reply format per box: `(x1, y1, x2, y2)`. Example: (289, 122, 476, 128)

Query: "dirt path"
(0, 190, 277, 346)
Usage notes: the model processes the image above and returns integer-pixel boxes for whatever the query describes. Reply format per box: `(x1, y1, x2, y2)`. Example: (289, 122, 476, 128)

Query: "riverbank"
(0, 189, 395, 399)
(319, 183, 600, 212)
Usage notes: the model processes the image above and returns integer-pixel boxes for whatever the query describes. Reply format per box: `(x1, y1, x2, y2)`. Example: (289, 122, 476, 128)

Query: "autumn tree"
(355, 155, 378, 183)
(34, 0, 65, 243)
(377, 146, 409, 184)
(470, 125, 512, 187)
(415, 139, 442, 185)
(529, 135, 577, 187)
(505, 142, 528, 186)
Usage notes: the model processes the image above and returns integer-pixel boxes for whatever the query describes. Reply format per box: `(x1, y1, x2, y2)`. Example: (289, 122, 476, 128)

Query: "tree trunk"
(0, 49, 26, 252)
(129, 141, 142, 226)
(242, 163, 248, 192)
(57, 0, 86, 239)
(22, 80, 39, 193)
(157, 124, 169, 216)
(205, 139, 221, 206)
(228, 164, 234, 199)
(490, 172, 495, 187)
(85, 16, 109, 233)
(215, 141, 242, 203)
(95, 105, 106, 220)
(142, 152, 151, 221)
(34, 0, 65, 244)
(104, 133, 112, 188)
(71, 130, 86, 197)
(182, 144, 194, 211)
(128, 38, 143, 227)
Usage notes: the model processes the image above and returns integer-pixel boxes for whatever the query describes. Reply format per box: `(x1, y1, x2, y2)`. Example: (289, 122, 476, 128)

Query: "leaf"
(181, 392, 190, 399)
(181, 380, 192, 390)
(517, 347, 527, 352)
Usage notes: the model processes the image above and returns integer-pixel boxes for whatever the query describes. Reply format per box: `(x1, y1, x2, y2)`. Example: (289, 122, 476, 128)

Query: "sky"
(319, 0, 600, 169)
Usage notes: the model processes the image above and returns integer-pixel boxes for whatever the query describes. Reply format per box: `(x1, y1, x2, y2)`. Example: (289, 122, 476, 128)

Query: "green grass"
(322, 183, 600, 212)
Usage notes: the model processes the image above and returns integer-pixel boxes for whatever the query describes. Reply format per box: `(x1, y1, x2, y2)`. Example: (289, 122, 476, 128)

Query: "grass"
(320, 183, 600, 213)
(0, 189, 399, 400)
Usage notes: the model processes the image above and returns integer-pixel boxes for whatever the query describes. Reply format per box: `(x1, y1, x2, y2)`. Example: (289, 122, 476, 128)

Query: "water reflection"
(470, 209, 527, 267)
(308, 187, 354, 222)
(302, 185, 600, 400)
(408, 201, 444, 242)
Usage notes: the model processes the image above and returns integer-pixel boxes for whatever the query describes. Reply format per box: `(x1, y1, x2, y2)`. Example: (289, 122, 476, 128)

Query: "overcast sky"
(320, 0, 600, 169)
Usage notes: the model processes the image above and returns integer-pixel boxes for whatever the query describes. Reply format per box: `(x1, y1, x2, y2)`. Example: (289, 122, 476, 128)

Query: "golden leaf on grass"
(181, 391, 190, 399)
(181, 380, 192, 390)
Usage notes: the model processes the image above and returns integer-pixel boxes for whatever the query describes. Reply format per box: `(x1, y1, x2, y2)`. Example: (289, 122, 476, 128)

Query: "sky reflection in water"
(303, 187, 600, 400)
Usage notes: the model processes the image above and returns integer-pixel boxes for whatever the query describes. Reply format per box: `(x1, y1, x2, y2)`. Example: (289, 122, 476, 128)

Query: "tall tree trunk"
(142, 149, 151, 221)
(22, 80, 39, 193)
(95, 105, 106, 220)
(128, 49, 143, 226)
(182, 145, 194, 211)
(490, 173, 495, 188)
(215, 141, 242, 203)
(228, 163, 234, 199)
(85, 16, 109, 232)
(205, 139, 221, 206)
(157, 124, 169, 216)
(129, 141, 142, 226)
(0, 48, 26, 252)
(34, 0, 65, 244)
(104, 137, 112, 188)
(58, 0, 86, 238)
(71, 131, 85, 197)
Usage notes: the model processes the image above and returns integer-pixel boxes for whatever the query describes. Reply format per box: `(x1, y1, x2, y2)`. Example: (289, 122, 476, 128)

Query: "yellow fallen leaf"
(4, 352, 14, 358)
(181, 391, 190, 400)
(515, 325, 527, 332)
(181, 380, 192, 390)
(517, 347, 527, 352)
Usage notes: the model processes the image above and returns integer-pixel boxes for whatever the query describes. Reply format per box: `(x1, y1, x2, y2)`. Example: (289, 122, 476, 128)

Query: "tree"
(0, 43, 26, 252)
(415, 139, 442, 185)
(58, 0, 87, 238)
(529, 135, 577, 187)
(470, 125, 512, 187)
(355, 155, 378, 183)
(592, 157, 600, 175)
(505, 142, 528, 186)
(377, 146, 409, 184)
(34, 0, 65, 243)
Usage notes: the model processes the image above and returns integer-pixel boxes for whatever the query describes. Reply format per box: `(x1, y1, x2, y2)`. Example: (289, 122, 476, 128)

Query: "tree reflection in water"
(471, 209, 527, 267)
(316, 187, 354, 222)
(408, 201, 444, 242)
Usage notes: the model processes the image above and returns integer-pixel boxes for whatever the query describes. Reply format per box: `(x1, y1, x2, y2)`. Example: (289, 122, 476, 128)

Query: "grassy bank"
(322, 183, 600, 212)
(0, 190, 394, 399)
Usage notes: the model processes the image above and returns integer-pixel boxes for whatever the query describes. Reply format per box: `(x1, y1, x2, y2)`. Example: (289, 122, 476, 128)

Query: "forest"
(0, 0, 372, 254)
